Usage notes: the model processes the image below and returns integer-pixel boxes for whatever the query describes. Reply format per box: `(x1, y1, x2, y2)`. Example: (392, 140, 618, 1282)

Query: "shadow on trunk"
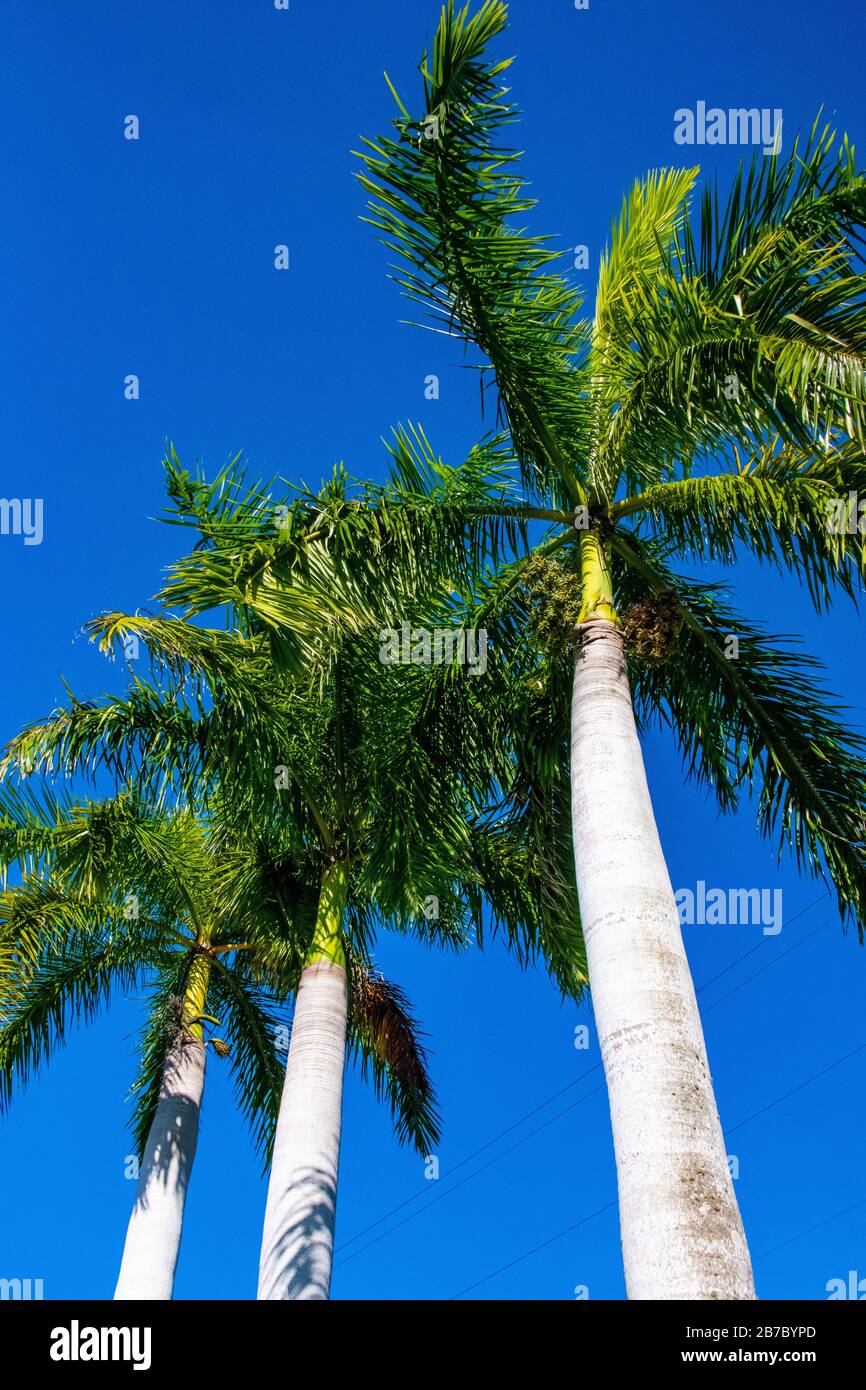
(257, 1164, 339, 1301)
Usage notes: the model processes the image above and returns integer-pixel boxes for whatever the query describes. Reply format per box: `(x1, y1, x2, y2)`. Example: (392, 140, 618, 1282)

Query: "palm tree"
(344, 0, 866, 1298)
(0, 457, 584, 1299)
(0, 784, 442, 1299)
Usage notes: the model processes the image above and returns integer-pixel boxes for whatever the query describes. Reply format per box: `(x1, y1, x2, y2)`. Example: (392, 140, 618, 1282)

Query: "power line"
(336, 892, 833, 1260)
(703, 915, 833, 1016)
(450, 1188, 866, 1301)
(695, 891, 828, 994)
(336, 1073, 607, 1269)
(726, 1039, 866, 1135)
(755, 1197, 866, 1262)
(449, 1201, 618, 1302)
(336, 1062, 604, 1252)
(446, 1035, 866, 1299)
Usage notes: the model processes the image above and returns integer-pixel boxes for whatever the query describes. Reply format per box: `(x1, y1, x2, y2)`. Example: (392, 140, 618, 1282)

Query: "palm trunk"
(114, 951, 211, 1300)
(257, 860, 349, 1301)
(570, 534, 754, 1299)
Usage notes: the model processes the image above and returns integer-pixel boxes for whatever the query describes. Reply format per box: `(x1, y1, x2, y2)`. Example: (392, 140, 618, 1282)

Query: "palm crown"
(0, 444, 586, 996)
(346, 0, 866, 930)
(0, 784, 442, 1157)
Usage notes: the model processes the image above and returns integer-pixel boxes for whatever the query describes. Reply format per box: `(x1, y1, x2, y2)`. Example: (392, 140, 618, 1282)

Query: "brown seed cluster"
(620, 589, 683, 666)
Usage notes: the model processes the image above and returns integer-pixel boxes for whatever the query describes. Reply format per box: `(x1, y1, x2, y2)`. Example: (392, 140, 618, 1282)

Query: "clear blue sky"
(1, 0, 865, 1301)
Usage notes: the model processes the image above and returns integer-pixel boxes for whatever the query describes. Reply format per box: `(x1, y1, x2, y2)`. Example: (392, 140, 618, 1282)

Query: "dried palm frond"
(347, 957, 440, 1153)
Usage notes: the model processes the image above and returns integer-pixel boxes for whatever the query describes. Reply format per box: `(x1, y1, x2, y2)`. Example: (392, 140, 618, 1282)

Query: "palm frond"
(596, 122, 866, 496)
(347, 955, 440, 1154)
(205, 963, 290, 1166)
(357, 0, 589, 503)
(610, 439, 866, 611)
(614, 531, 866, 932)
(0, 919, 163, 1108)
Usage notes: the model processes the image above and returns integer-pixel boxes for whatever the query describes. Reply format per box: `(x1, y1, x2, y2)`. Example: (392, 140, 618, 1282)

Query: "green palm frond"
(161, 443, 279, 545)
(614, 532, 866, 930)
(0, 781, 81, 880)
(465, 814, 586, 998)
(0, 786, 308, 1166)
(596, 123, 866, 498)
(357, 0, 589, 504)
(0, 877, 154, 973)
(156, 458, 388, 676)
(361, 7, 866, 517)
(589, 166, 699, 498)
(155, 435, 535, 680)
(0, 677, 205, 792)
(205, 963, 290, 1166)
(610, 439, 866, 610)
(211, 829, 321, 972)
(0, 917, 163, 1108)
(87, 612, 269, 700)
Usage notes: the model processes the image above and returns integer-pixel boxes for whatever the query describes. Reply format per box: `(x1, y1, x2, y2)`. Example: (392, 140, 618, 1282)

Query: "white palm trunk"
(257, 957, 348, 1300)
(114, 1036, 206, 1300)
(570, 619, 755, 1299)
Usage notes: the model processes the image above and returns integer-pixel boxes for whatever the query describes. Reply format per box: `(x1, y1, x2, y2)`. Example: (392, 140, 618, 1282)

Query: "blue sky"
(1, 0, 865, 1301)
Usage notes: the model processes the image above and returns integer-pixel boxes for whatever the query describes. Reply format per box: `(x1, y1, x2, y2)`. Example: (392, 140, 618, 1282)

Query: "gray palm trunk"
(114, 1036, 206, 1300)
(257, 958, 348, 1300)
(570, 619, 755, 1299)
